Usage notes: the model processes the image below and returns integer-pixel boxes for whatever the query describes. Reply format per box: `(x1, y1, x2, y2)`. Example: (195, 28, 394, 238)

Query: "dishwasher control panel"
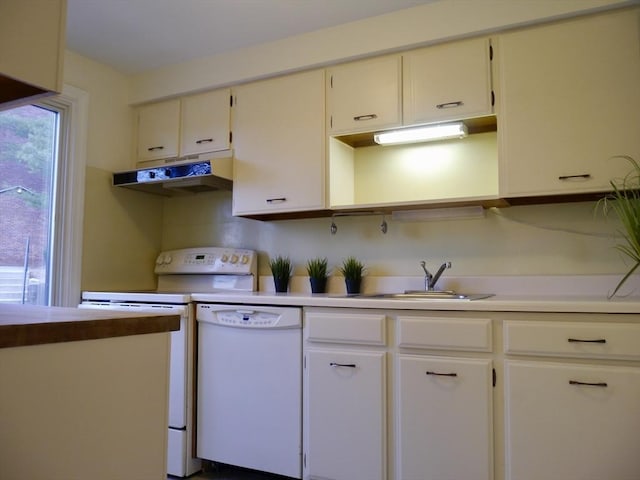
(218, 310, 280, 327)
(197, 304, 302, 329)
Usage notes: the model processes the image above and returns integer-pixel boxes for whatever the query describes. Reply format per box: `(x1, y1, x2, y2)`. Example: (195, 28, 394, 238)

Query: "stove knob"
(221, 254, 229, 263)
(230, 254, 239, 264)
(241, 255, 250, 264)
(155, 255, 164, 265)
(164, 254, 172, 264)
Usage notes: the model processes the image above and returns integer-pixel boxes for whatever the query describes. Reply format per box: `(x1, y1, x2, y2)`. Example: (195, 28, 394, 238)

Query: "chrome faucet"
(420, 260, 451, 291)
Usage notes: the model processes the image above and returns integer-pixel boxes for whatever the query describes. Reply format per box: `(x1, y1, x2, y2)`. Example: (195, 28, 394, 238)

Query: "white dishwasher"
(196, 303, 302, 479)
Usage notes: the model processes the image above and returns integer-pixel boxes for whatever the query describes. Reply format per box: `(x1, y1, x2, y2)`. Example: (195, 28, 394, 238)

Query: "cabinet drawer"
(397, 316, 492, 352)
(305, 312, 386, 345)
(504, 321, 640, 360)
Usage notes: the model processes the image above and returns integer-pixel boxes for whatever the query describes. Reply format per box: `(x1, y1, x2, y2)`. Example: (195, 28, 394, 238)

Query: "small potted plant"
(339, 256, 365, 295)
(269, 255, 292, 293)
(306, 257, 329, 294)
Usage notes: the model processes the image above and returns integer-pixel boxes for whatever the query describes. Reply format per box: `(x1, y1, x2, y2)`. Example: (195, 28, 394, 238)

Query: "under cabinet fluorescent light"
(392, 206, 484, 222)
(374, 122, 468, 146)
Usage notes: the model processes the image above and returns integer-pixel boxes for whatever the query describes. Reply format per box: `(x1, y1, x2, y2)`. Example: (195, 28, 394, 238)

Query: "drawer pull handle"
(353, 114, 378, 121)
(436, 101, 464, 109)
(330, 362, 357, 368)
(266, 197, 287, 203)
(569, 380, 608, 388)
(426, 371, 458, 377)
(558, 174, 592, 181)
(147, 146, 164, 151)
(568, 338, 606, 344)
(195, 138, 214, 144)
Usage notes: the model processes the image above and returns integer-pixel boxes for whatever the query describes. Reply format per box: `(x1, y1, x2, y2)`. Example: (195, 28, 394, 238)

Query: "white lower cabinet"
(305, 349, 386, 480)
(303, 309, 640, 480)
(304, 309, 387, 480)
(396, 313, 494, 480)
(505, 360, 640, 480)
(397, 355, 493, 480)
(503, 317, 640, 480)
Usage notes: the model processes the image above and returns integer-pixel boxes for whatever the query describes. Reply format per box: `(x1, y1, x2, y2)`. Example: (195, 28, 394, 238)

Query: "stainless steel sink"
(347, 291, 494, 301)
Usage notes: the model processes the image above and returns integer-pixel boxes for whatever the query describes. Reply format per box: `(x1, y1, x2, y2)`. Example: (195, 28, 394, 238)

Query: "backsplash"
(161, 190, 625, 279)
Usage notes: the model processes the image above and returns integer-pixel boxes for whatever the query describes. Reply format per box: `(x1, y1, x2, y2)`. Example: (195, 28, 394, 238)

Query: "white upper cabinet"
(180, 89, 231, 156)
(231, 69, 326, 216)
(498, 7, 640, 197)
(327, 55, 402, 135)
(403, 37, 493, 125)
(0, 0, 66, 109)
(136, 89, 231, 163)
(136, 100, 181, 162)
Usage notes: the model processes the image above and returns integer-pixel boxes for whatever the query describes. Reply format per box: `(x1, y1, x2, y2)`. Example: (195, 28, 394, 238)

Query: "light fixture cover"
(374, 122, 468, 146)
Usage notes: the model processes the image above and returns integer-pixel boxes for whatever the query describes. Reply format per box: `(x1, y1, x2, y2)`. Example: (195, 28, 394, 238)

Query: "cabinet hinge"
(492, 368, 497, 388)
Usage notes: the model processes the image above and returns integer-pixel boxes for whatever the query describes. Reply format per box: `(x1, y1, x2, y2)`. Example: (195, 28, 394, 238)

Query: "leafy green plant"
(338, 256, 365, 281)
(600, 155, 640, 297)
(306, 257, 328, 279)
(269, 255, 293, 280)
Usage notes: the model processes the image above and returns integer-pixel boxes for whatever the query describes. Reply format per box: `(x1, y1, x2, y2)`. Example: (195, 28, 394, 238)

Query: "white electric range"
(80, 247, 257, 477)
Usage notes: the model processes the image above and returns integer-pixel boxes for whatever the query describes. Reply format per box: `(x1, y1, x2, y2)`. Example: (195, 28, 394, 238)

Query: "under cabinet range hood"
(113, 155, 232, 196)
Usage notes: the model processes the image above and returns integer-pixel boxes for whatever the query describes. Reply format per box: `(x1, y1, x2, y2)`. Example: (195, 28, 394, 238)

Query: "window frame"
(39, 84, 88, 306)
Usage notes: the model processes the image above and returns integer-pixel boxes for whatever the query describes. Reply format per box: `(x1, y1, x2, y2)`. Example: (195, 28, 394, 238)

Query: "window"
(0, 86, 87, 306)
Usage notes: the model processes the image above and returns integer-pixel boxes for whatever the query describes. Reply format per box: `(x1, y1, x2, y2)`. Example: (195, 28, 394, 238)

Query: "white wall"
(63, 51, 163, 291)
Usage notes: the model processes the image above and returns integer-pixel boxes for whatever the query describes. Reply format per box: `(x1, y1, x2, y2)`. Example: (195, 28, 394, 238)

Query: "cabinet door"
(136, 100, 180, 162)
(0, 0, 66, 105)
(397, 355, 493, 480)
(403, 37, 493, 125)
(328, 55, 402, 134)
(232, 69, 325, 215)
(498, 8, 640, 196)
(305, 349, 386, 480)
(180, 89, 230, 156)
(505, 360, 640, 480)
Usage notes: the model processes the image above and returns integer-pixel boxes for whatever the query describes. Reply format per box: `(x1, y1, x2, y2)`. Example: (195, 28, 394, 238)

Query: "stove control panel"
(154, 247, 257, 275)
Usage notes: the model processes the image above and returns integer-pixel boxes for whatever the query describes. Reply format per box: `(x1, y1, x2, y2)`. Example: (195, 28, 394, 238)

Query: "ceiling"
(65, 0, 438, 75)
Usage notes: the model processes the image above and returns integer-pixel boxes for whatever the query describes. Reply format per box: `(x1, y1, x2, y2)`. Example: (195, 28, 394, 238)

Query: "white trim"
(43, 85, 88, 306)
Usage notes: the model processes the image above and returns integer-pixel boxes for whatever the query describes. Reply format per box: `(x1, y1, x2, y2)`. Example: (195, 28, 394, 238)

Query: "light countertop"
(190, 291, 640, 314)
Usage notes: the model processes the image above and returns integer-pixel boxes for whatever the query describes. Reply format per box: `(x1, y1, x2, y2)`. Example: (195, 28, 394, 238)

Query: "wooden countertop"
(0, 304, 180, 348)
